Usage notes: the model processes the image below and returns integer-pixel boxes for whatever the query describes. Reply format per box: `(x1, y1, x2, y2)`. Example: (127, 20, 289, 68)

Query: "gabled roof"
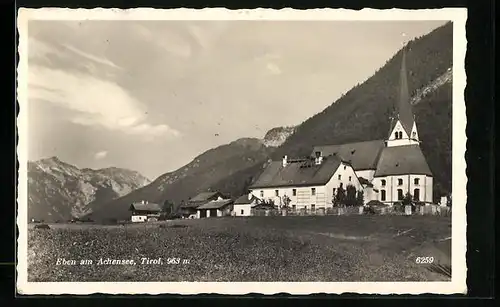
(249, 156, 342, 189)
(374, 144, 432, 177)
(129, 202, 162, 212)
(234, 194, 259, 205)
(188, 191, 223, 202)
(311, 140, 385, 171)
(197, 199, 234, 210)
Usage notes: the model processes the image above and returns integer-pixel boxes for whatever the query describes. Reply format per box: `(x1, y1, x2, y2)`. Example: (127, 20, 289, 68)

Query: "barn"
(129, 201, 162, 222)
(180, 191, 227, 219)
(196, 199, 234, 218)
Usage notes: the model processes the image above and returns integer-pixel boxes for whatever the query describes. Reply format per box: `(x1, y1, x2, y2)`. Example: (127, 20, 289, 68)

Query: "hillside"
(27, 157, 150, 222)
(88, 138, 275, 221)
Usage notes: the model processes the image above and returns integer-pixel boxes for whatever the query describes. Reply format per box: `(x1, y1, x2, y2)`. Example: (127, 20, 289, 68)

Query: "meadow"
(27, 215, 451, 282)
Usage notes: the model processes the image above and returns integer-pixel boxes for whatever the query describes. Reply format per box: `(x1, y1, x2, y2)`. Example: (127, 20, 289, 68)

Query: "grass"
(27, 215, 451, 282)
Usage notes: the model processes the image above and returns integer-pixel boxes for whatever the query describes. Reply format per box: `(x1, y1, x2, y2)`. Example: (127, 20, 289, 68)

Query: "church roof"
(374, 144, 432, 177)
(311, 140, 385, 171)
(395, 47, 415, 136)
(249, 155, 343, 189)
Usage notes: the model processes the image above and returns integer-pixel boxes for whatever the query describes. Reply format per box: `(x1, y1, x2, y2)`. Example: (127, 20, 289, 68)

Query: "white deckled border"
(16, 7, 468, 295)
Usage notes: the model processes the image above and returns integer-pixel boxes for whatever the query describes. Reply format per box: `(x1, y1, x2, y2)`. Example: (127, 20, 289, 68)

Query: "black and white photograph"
(16, 8, 467, 295)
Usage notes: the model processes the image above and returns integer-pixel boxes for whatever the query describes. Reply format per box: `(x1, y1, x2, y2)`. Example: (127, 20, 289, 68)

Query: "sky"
(26, 20, 447, 180)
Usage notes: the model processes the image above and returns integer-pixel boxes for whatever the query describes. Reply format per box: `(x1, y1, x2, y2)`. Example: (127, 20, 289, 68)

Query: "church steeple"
(397, 46, 414, 136)
(386, 43, 420, 147)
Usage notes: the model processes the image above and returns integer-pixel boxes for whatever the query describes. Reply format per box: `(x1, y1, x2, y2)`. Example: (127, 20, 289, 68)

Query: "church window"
(412, 132, 417, 139)
(275, 190, 279, 197)
(414, 178, 420, 185)
(332, 188, 336, 195)
(348, 176, 352, 182)
(260, 191, 264, 198)
(397, 189, 404, 200)
(414, 188, 420, 201)
(311, 188, 316, 196)
(292, 189, 297, 196)
(381, 190, 386, 201)
(344, 165, 347, 170)
(394, 131, 399, 139)
(398, 131, 403, 139)
(381, 179, 386, 186)
(398, 179, 403, 186)
(338, 174, 342, 180)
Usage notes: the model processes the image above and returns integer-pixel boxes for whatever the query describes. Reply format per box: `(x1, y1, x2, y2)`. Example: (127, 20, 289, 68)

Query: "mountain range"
(27, 157, 150, 222)
(27, 22, 453, 222)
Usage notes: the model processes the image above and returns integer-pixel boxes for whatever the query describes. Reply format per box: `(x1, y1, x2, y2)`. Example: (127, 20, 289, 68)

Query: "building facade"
(249, 155, 363, 211)
(129, 201, 162, 222)
(233, 194, 260, 216)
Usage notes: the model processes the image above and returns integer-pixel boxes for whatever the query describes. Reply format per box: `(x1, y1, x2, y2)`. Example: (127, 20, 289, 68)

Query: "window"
(412, 132, 417, 139)
(348, 176, 352, 182)
(332, 188, 336, 195)
(315, 151, 321, 158)
(339, 182, 343, 188)
(292, 189, 297, 196)
(397, 189, 404, 200)
(311, 204, 316, 211)
(338, 175, 342, 180)
(260, 191, 264, 198)
(311, 188, 316, 196)
(398, 178, 403, 186)
(381, 179, 386, 186)
(414, 178, 420, 185)
(414, 189, 420, 201)
(395, 131, 399, 139)
(275, 190, 279, 197)
(240, 209, 244, 215)
(381, 190, 386, 201)
(344, 165, 347, 170)
(292, 205, 296, 211)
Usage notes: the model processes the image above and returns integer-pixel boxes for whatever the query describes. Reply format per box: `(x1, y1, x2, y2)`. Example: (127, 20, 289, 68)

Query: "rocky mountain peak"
(263, 126, 296, 147)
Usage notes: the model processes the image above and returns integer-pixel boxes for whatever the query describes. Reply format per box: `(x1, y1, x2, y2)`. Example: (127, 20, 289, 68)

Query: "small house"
(196, 199, 234, 218)
(180, 191, 227, 218)
(233, 193, 260, 216)
(129, 200, 162, 222)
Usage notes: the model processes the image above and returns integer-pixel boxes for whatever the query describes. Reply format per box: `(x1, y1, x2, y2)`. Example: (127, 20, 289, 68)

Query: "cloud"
(94, 150, 108, 160)
(61, 43, 122, 70)
(28, 64, 181, 140)
(266, 62, 282, 75)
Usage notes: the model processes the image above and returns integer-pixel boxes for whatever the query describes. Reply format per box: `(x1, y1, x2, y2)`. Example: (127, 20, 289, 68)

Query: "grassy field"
(27, 215, 451, 282)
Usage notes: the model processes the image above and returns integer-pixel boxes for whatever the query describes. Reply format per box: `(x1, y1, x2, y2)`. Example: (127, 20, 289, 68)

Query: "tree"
(402, 192, 414, 212)
(356, 190, 365, 206)
(282, 195, 291, 210)
(162, 199, 174, 214)
(333, 184, 346, 207)
(345, 184, 358, 207)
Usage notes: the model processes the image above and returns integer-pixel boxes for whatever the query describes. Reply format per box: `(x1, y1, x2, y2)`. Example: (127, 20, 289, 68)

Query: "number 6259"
(416, 256, 434, 264)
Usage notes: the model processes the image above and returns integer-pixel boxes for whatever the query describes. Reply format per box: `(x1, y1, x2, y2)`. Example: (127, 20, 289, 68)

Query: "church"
(249, 47, 433, 209)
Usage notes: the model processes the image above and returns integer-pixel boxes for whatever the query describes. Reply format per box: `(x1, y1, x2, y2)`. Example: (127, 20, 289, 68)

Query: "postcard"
(17, 7, 467, 295)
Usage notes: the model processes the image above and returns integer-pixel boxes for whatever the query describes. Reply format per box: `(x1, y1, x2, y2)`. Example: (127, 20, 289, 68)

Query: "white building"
(233, 194, 260, 216)
(129, 201, 162, 222)
(249, 154, 363, 211)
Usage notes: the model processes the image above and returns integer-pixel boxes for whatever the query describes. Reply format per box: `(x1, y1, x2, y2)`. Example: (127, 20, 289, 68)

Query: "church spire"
(397, 45, 415, 135)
